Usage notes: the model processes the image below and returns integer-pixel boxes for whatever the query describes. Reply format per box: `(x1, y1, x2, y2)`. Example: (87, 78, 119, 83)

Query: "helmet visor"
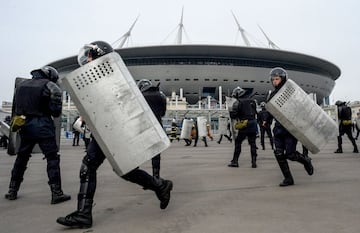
(77, 44, 95, 66)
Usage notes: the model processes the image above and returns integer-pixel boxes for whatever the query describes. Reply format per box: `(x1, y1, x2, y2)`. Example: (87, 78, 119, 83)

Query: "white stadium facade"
(48, 44, 340, 105)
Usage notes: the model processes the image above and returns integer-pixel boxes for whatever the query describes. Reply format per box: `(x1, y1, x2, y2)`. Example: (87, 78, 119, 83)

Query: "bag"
(10, 115, 26, 132)
(234, 119, 248, 130)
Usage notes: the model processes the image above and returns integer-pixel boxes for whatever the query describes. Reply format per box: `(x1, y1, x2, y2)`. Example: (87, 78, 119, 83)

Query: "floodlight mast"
(176, 7, 184, 44)
(258, 24, 280, 49)
(231, 11, 251, 46)
(113, 15, 139, 48)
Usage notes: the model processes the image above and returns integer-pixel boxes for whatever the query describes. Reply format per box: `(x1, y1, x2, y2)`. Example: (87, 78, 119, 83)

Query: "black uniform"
(5, 71, 71, 204)
(228, 98, 258, 168)
(142, 86, 167, 178)
(257, 107, 274, 150)
(56, 41, 173, 229)
(268, 72, 314, 187)
(335, 102, 358, 153)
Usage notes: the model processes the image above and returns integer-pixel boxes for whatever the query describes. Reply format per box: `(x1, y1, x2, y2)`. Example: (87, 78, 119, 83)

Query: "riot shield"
(0, 121, 10, 137)
(225, 96, 239, 138)
(197, 116, 207, 137)
(60, 52, 170, 176)
(180, 119, 193, 139)
(218, 117, 228, 135)
(266, 79, 338, 154)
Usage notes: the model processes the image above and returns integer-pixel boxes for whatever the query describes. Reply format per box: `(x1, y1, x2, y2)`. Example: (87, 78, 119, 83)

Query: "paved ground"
(0, 136, 359, 233)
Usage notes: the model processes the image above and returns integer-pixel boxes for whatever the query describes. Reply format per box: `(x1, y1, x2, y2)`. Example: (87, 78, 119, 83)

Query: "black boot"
(56, 199, 93, 229)
(295, 152, 314, 176)
(50, 184, 71, 204)
(275, 152, 294, 187)
(228, 160, 239, 167)
(334, 148, 343, 153)
(5, 180, 20, 200)
(251, 155, 257, 168)
(154, 178, 173, 209)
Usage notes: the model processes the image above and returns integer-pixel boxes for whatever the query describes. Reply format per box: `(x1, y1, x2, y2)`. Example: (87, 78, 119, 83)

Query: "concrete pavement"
(0, 137, 359, 233)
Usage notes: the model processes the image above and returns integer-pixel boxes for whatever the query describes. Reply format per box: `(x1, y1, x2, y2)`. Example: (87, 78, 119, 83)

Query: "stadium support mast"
(112, 15, 139, 48)
(231, 11, 251, 46)
(257, 24, 280, 49)
(176, 7, 184, 44)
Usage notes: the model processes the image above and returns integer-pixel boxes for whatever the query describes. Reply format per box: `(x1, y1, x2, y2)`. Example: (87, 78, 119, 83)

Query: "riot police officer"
(4, 66, 71, 204)
(228, 86, 258, 168)
(267, 67, 313, 186)
(57, 41, 173, 229)
(334, 100, 358, 153)
(137, 79, 167, 178)
(257, 102, 274, 150)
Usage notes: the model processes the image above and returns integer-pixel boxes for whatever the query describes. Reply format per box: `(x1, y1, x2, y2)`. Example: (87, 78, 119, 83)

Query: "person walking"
(137, 79, 167, 178)
(4, 66, 71, 204)
(228, 86, 258, 168)
(334, 100, 358, 153)
(257, 102, 274, 150)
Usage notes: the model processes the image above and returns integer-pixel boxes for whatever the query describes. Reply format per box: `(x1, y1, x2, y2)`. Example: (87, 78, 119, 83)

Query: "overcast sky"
(1, 0, 359, 104)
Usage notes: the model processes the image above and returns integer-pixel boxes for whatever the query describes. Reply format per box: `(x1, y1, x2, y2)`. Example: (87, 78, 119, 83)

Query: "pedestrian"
(257, 102, 274, 150)
(169, 119, 179, 142)
(4, 66, 71, 204)
(227, 86, 258, 168)
(267, 67, 314, 186)
(72, 116, 80, 146)
(56, 41, 173, 229)
(137, 79, 167, 178)
(334, 100, 358, 153)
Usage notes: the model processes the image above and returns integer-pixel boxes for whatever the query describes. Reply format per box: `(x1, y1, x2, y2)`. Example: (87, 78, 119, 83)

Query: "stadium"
(48, 44, 340, 106)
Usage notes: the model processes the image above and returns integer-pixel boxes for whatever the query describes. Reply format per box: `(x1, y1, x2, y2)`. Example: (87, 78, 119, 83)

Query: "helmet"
(335, 100, 345, 106)
(77, 41, 114, 66)
(30, 66, 59, 83)
(137, 79, 153, 92)
(231, 86, 246, 99)
(269, 67, 288, 82)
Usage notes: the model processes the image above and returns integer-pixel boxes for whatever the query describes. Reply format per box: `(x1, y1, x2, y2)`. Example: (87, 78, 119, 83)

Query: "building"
(48, 44, 340, 106)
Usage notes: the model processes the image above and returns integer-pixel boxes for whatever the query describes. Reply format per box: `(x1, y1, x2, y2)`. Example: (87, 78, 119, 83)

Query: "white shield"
(266, 79, 338, 154)
(60, 52, 170, 176)
(197, 116, 207, 137)
(225, 96, 239, 138)
(218, 117, 228, 135)
(72, 117, 84, 134)
(0, 121, 10, 137)
(180, 119, 193, 139)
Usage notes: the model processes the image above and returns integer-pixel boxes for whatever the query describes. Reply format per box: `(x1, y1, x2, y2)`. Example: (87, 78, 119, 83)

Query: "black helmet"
(77, 41, 114, 66)
(231, 86, 246, 99)
(269, 67, 288, 82)
(335, 100, 345, 106)
(30, 66, 59, 83)
(137, 79, 153, 92)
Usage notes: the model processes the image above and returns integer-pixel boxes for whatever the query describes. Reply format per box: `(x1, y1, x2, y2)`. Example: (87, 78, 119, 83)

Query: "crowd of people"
(1, 40, 358, 230)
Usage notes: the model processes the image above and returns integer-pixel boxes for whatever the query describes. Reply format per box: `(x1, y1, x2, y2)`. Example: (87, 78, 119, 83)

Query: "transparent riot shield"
(60, 52, 170, 176)
(266, 79, 338, 154)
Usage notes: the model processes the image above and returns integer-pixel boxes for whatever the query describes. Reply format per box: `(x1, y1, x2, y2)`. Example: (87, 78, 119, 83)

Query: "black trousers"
(11, 136, 61, 185)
